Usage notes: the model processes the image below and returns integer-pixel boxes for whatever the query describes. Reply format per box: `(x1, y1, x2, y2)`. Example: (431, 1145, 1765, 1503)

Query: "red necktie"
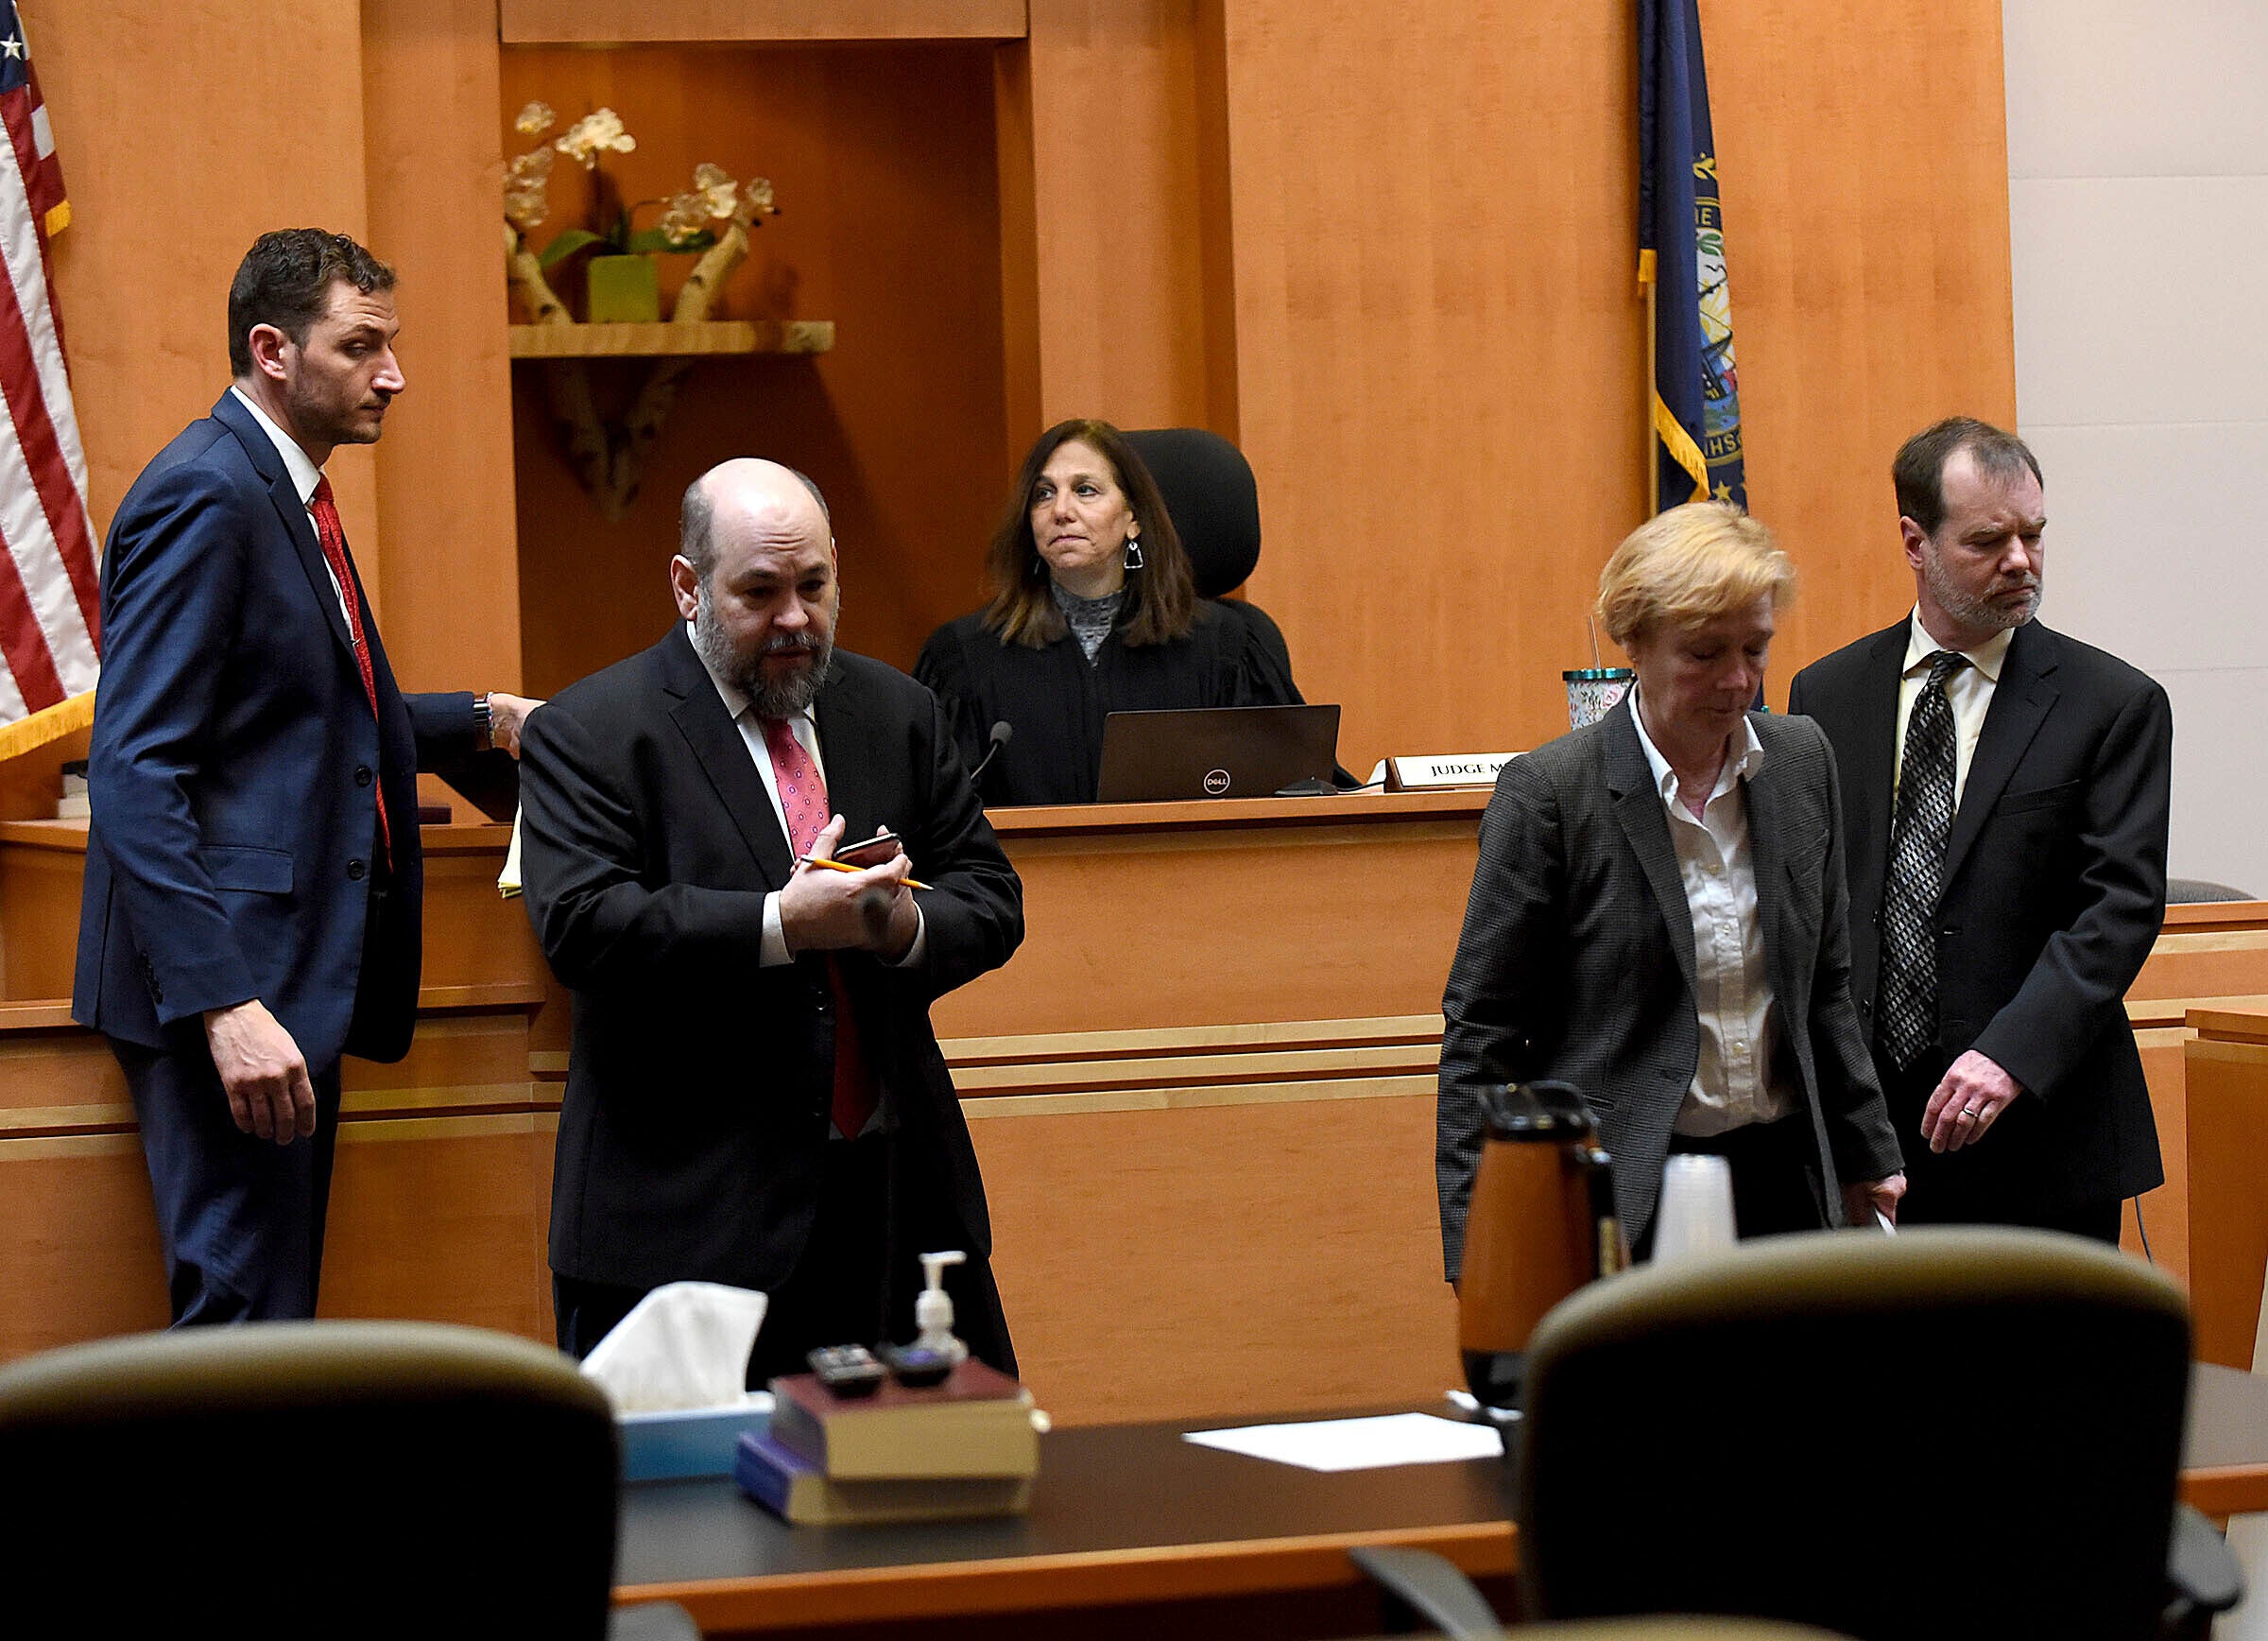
(760, 715, 880, 1138)
(308, 475, 392, 866)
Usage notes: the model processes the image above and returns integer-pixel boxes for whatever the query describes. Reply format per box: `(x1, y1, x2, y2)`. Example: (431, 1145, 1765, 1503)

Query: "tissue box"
(620, 1395, 773, 1481)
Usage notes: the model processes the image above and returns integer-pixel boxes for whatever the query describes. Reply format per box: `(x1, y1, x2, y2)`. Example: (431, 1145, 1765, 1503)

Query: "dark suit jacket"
(1436, 700, 1902, 1277)
(74, 389, 475, 1071)
(1788, 618, 2172, 1212)
(518, 627, 1023, 1302)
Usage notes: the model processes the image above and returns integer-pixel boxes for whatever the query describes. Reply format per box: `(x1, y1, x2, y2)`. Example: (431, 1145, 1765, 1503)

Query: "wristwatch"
(473, 693, 493, 751)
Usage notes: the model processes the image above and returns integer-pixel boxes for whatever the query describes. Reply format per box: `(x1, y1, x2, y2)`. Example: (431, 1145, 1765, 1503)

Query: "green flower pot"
(585, 253, 661, 324)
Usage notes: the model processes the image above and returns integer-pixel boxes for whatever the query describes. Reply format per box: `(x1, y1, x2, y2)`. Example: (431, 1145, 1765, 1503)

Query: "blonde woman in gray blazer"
(1438, 503, 1905, 1276)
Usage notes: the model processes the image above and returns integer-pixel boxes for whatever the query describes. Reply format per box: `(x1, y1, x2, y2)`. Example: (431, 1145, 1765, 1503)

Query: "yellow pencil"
(797, 854, 931, 891)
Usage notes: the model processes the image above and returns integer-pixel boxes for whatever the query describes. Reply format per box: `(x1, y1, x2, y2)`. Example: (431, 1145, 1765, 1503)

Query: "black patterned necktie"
(1879, 650, 1969, 1070)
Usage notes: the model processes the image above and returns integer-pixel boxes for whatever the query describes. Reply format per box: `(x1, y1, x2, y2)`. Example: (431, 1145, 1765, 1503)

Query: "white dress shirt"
(228, 385, 353, 628)
(1628, 691, 1798, 1137)
(689, 623, 925, 971)
(1891, 607, 2012, 807)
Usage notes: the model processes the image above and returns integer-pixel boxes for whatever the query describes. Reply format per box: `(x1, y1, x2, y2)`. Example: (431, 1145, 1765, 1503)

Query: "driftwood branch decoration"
(506, 221, 752, 520)
(603, 220, 753, 517)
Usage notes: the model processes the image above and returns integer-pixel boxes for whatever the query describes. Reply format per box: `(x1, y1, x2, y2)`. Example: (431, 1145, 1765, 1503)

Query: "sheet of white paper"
(1183, 1411, 1503, 1472)
(497, 806, 524, 899)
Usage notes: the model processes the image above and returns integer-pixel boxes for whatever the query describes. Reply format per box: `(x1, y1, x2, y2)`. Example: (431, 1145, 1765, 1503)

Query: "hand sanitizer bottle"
(882, 1250, 971, 1386)
(913, 1250, 970, 1367)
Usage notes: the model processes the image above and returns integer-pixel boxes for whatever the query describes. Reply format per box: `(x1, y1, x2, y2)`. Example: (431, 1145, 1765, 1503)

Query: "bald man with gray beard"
(519, 458, 1023, 1379)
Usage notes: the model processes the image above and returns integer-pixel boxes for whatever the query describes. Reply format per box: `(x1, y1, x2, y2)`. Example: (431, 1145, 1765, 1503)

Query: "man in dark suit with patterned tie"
(519, 458, 1022, 1380)
(77, 230, 535, 1322)
(1788, 418, 2172, 1241)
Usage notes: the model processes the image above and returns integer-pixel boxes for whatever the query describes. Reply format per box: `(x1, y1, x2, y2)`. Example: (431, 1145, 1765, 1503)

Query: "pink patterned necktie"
(759, 715, 879, 1138)
(308, 475, 392, 865)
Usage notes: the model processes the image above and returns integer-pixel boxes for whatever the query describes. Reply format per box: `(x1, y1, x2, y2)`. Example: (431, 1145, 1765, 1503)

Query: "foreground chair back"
(0, 1321, 621, 1635)
(1519, 1228, 2199, 1641)
(1351, 1543, 1854, 1640)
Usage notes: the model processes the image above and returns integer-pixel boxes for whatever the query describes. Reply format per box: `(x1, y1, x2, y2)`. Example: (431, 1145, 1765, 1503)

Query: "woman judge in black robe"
(916, 418, 1297, 806)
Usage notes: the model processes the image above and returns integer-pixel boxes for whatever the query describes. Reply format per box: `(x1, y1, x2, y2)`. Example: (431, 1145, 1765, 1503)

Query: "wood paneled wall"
(1703, 0, 2019, 692)
(1015, 0, 1236, 434)
(26, 0, 2017, 749)
(1220, 2, 1649, 767)
(35, 1, 376, 546)
(363, 0, 525, 696)
(1222, 0, 2017, 770)
(21, 0, 522, 827)
(9, 3, 375, 823)
(499, 42, 1013, 688)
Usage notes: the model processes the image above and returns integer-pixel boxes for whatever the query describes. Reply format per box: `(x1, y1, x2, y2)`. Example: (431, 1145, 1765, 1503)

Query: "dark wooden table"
(614, 1368, 2268, 1635)
(616, 1406, 1515, 1634)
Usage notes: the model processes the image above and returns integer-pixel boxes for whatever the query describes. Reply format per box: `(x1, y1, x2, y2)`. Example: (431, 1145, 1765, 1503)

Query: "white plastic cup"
(1652, 1153, 1738, 1264)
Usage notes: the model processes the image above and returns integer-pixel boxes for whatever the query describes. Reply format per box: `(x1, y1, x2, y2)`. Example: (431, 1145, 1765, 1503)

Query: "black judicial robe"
(915, 599, 1300, 806)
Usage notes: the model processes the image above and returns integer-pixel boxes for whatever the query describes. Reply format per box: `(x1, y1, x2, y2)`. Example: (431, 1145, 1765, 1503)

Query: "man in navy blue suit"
(75, 230, 536, 1323)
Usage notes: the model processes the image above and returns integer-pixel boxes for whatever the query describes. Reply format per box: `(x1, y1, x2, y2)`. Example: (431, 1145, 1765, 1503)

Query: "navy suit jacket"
(1788, 618, 2171, 1211)
(74, 389, 476, 1071)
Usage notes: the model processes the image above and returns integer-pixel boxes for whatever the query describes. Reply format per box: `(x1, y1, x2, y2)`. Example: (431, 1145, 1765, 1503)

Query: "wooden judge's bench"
(5, 794, 2267, 1425)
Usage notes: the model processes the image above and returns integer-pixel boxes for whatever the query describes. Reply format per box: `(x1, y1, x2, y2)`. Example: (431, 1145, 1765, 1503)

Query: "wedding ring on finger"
(1960, 1107, 1982, 1122)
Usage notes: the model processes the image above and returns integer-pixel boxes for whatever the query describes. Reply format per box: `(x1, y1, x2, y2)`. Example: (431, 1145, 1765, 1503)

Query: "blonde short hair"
(1594, 501, 1795, 649)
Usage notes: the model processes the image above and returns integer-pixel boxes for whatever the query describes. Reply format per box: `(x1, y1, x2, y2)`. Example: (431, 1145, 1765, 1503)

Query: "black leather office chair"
(1514, 1228, 2239, 1641)
(1120, 426, 1263, 598)
(1123, 425, 1356, 787)
(0, 1321, 695, 1638)
(1122, 425, 1301, 689)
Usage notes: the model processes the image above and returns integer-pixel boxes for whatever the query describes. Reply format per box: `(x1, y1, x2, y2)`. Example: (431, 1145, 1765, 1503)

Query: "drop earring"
(1123, 534, 1144, 571)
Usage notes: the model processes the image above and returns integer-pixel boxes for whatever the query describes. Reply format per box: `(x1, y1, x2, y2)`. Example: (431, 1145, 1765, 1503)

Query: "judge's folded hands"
(780, 814, 918, 960)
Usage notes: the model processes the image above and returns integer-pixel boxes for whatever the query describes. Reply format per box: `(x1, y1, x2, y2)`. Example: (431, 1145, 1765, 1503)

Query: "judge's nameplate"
(1385, 753, 1518, 791)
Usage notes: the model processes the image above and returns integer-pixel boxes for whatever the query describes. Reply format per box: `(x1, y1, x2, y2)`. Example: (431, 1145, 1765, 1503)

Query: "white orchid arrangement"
(502, 101, 792, 518)
(504, 102, 779, 270)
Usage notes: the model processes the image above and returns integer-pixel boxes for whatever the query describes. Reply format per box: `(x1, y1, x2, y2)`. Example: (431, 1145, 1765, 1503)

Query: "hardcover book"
(734, 1430, 1033, 1526)
(767, 1359, 1040, 1480)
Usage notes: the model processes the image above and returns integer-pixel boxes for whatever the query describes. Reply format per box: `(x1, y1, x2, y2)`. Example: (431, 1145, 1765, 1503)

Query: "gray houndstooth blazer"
(1436, 696, 1904, 1279)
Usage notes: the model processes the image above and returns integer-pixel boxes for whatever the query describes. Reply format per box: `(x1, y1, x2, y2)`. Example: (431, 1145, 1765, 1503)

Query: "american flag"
(0, 0, 94, 756)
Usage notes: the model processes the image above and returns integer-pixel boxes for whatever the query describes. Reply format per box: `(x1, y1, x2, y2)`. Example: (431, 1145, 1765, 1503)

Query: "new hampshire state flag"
(1639, 0, 1744, 513)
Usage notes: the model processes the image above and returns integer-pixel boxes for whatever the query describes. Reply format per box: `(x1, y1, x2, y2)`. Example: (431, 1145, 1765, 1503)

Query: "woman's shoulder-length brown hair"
(981, 418, 1197, 648)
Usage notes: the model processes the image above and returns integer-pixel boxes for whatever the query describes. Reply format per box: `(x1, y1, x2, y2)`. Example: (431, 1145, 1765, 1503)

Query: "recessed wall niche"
(500, 42, 1012, 696)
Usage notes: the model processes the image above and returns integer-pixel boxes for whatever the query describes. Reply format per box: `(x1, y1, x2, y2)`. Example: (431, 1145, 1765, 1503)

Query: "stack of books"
(735, 1359, 1040, 1526)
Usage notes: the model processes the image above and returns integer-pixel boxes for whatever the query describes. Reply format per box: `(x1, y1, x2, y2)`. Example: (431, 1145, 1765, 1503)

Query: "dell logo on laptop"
(1203, 769, 1231, 795)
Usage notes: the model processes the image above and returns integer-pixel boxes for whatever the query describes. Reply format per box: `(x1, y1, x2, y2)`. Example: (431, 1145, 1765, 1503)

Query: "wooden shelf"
(507, 320, 834, 359)
(499, 0, 1025, 43)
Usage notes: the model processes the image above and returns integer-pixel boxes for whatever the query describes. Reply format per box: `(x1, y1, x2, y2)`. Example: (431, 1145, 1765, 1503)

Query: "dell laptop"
(1094, 704, 1342, 803)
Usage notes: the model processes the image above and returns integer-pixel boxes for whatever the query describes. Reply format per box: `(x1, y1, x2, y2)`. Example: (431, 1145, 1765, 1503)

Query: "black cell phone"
(831, 830, 902, 865)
